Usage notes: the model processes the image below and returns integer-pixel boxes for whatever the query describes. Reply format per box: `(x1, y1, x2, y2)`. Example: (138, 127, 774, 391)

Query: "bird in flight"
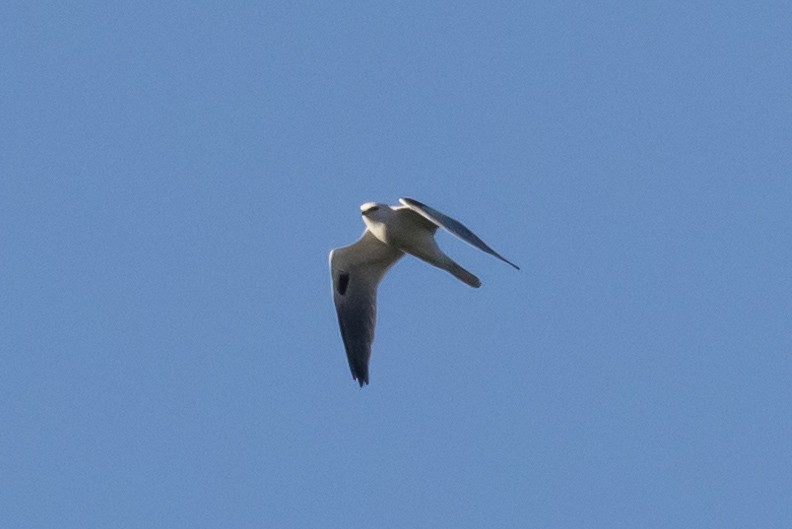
(329, 197, 520, 387)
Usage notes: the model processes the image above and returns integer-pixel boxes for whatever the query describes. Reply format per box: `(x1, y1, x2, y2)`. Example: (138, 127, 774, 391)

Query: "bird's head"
(360, 202, 391, 223)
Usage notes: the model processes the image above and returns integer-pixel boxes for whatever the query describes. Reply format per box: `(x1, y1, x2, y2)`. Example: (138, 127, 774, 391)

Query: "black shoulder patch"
(337, 272, 350, 296)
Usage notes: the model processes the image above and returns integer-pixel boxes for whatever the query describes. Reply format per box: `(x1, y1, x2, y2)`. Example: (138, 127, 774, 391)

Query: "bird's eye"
(363, 206, 380, 215)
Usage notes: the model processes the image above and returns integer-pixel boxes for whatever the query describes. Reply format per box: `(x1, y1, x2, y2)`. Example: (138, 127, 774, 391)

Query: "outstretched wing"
(329, 230, 403, 386)
(399, 197, 520, 269)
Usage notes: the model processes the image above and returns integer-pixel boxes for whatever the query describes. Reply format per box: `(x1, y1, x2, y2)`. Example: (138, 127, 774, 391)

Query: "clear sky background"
(2, 2, 790, 528)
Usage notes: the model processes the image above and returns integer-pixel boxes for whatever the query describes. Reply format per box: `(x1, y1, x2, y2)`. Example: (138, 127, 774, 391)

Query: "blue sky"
(2, 1, 790, 527)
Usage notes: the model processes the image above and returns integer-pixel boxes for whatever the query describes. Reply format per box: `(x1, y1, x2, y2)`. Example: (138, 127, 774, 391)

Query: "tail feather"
(448, 262, 481, 288)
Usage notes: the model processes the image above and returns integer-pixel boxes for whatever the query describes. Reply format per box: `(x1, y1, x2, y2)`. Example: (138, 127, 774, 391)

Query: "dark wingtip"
(496, 254, 520, 270)
(351, 364, 370, 387)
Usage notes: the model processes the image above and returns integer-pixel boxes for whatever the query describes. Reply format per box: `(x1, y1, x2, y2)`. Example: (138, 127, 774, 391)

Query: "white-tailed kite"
(329, 197, 519, 387)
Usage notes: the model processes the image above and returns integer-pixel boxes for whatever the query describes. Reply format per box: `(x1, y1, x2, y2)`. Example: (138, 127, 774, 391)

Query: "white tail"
(447, 262, 481, 288)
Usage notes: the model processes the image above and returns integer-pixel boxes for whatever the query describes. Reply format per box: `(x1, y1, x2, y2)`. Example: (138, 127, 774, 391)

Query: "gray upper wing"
(399, 197, 520, 269)
(329, 230, 403, 386)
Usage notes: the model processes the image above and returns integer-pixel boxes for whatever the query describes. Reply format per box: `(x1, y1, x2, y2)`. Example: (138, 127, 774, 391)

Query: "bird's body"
(359, 201, 481, 287)
(329, 197, 519, 386)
